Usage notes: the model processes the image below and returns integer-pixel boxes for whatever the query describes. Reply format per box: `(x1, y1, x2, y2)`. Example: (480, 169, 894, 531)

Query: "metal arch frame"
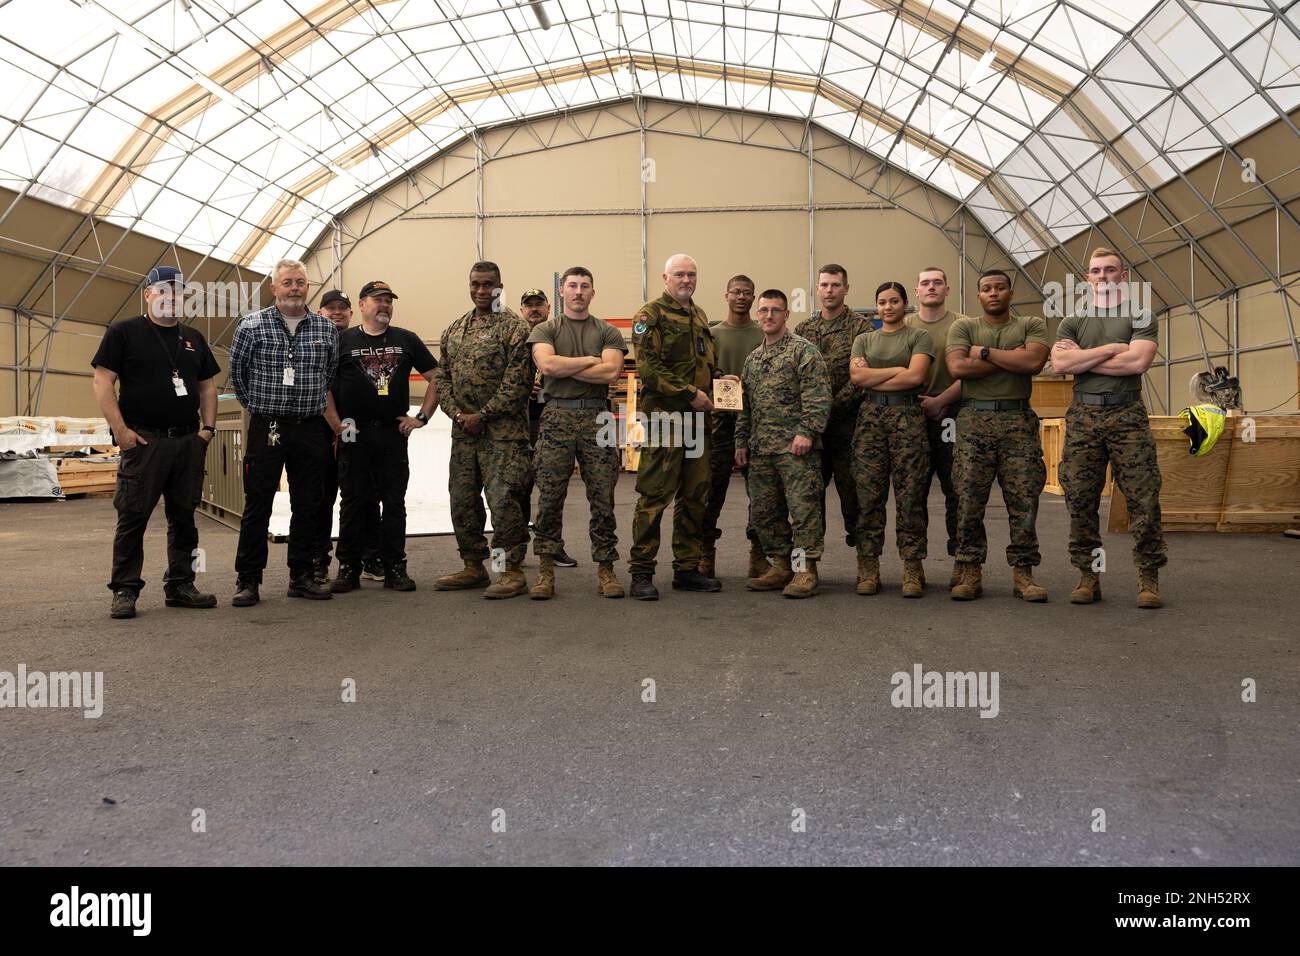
(298, 95, 1034, 305)
(3, 1, 1299, 411)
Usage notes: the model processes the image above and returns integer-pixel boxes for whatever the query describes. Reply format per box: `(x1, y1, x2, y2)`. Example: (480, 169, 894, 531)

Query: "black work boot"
(672, 569, 722, 592)
(231, 578, 260, 607)
(331, 563, 362, 593)
(553, 550, 578, 568)
(110, 589, 137, 619)
(384, 561, 417, 592)
(287, 570, 332, 600)
(164, 581, 217, 609)
(312, 557, 331, 586)
(630, 573, 658, 601)
(361, 558, 385, 581)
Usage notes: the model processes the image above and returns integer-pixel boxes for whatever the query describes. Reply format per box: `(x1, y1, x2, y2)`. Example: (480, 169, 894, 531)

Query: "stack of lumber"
(54, 454, 119, 497)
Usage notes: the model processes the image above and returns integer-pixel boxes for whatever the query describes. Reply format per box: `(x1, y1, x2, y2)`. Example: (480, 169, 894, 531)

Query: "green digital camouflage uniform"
(528, 313, 628, 562)
(736, 331, 831, 560)
(702, 319, 766, 549)
(851, 326, 935, 560)
(796, 307, 875, 547)
(905, 309, 969, 556)
(1056, 310, 1167, 572)
(629, 292, 717, 575)
(438, 305, 533, 565)
(948, 314, 1050, 568)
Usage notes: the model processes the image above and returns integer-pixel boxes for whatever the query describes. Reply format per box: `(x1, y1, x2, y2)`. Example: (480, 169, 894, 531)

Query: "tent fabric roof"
(1, 0, 1297, 277)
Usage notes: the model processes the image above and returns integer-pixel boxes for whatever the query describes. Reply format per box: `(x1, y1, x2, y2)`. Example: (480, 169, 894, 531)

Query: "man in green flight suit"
(627, 253, 736, 600)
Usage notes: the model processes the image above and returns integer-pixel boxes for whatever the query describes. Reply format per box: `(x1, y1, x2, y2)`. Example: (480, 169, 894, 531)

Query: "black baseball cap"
(146, 266, 183, 286)
(320, 289, 351, 308)
(358, 280, 398, 299)
(521, 288, 548, 304)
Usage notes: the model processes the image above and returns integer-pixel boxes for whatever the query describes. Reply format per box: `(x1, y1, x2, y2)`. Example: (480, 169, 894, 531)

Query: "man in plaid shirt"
(228, 258, 339, 606)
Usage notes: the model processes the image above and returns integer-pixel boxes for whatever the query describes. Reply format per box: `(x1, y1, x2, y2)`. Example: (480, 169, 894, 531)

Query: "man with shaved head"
(627, 253, 734, 600)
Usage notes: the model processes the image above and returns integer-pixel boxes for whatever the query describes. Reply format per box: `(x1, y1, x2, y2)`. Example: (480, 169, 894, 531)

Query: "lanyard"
(143, 317, 186, 378)
(276, 311, 311, 364)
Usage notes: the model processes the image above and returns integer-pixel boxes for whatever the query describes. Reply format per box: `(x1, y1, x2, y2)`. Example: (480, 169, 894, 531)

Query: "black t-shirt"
(332, 325, 437, 422)
(91, 316, 221, 428)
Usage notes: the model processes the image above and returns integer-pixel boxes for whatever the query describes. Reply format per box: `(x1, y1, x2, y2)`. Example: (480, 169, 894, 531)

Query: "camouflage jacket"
(796, 307, 874, 431)
(632, 292, 717, 415)
(437, 306, 532, 440)
(736, 332, 832, 454)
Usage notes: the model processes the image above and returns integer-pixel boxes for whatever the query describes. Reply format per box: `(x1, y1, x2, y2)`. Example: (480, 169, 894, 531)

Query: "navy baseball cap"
(320, 289, 351, 308)
(146, 266, 183, 286)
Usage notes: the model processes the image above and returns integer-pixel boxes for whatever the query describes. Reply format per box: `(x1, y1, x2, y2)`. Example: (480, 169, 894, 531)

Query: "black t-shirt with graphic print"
(331, 325, 437, 423)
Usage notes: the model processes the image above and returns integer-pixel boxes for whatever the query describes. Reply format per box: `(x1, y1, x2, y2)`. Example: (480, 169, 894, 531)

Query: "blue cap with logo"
(146, 266, 183, 287)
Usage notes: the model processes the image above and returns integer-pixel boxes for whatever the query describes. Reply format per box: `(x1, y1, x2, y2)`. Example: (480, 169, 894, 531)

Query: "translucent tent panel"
(0, 0, 1296, 272)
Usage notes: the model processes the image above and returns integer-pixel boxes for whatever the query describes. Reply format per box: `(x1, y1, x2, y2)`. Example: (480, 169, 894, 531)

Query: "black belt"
(127, 423, 197, 438)
(865, 392, 920, 407)
(545, 398, 610, 409)
(963, 399, 1030, 411)
(1074, 390, 1142, 407)
(251, 412, 322, 425)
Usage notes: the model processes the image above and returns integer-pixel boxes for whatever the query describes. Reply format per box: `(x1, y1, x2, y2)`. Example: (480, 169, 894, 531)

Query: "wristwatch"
(980, 346, 991, 362)
(199, 425, 216, 436)
(416, 411, 429, 424)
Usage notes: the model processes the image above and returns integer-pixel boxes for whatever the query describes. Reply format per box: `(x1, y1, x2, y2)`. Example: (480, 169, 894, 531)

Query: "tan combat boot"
(901, 560, 925, 599)
(698, 543, 716, 578)
(1137, 568, 1162, 609)
(1071, 571, 1102, 604)
(783, 559, 819, 599)
(856, 555, 880, 595)
(950, 561, 983, 600)
(485, 564, 528, 600)
(530, 557, 556, 600)
(596, 561, 625, 598)
(747, 544, 772, 579)
(435, 559, 490, 590)
(747, 554, 793, 591)
(1012, 566, 1048, 602)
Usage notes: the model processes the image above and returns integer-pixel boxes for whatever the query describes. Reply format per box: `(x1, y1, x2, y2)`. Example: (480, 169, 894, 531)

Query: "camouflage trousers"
(749, 452, 825, 560)
(532, 405, 620, 563)
(701, 412, 757, 547)
(923, 411, 960, 557)
(819, 420, 861, 549)
(953, 407, 1045, 567)
(852, 402, 931, 560)
(1061, 400, 1167, 571)
(448, 435, 530, 566)
(629, 424, 711, 575)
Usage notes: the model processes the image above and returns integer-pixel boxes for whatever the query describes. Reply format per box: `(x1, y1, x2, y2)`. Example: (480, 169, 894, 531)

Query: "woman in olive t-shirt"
(848, 282, 935, 597)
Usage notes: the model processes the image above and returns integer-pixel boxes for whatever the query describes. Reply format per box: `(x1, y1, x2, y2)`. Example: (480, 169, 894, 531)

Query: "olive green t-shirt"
(711, 319, 766, 379)
(905, 310, 965, 394)
(946, 315, 1050, 402)
(527, 313, 627, 400)
(1056, 309, 1157, 395)
(850, 326, 935, 397)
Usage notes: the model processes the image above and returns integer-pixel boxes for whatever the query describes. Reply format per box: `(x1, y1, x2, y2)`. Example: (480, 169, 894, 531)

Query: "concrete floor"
(1, 478, 1297, 866)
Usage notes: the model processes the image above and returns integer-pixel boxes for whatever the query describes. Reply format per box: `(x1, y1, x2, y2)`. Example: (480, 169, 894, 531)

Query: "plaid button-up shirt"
(229, 305, 338, 418)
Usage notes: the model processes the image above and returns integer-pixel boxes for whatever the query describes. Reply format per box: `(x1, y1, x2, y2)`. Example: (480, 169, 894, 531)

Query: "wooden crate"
(55, 455, 118, 496)
(1108, 413, 1300, 533)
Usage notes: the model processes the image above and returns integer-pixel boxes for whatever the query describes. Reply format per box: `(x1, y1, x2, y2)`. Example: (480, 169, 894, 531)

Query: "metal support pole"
(474, 130, 485, 260)
(806, 120, 815, 302)
(637, 96, 648, 303)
